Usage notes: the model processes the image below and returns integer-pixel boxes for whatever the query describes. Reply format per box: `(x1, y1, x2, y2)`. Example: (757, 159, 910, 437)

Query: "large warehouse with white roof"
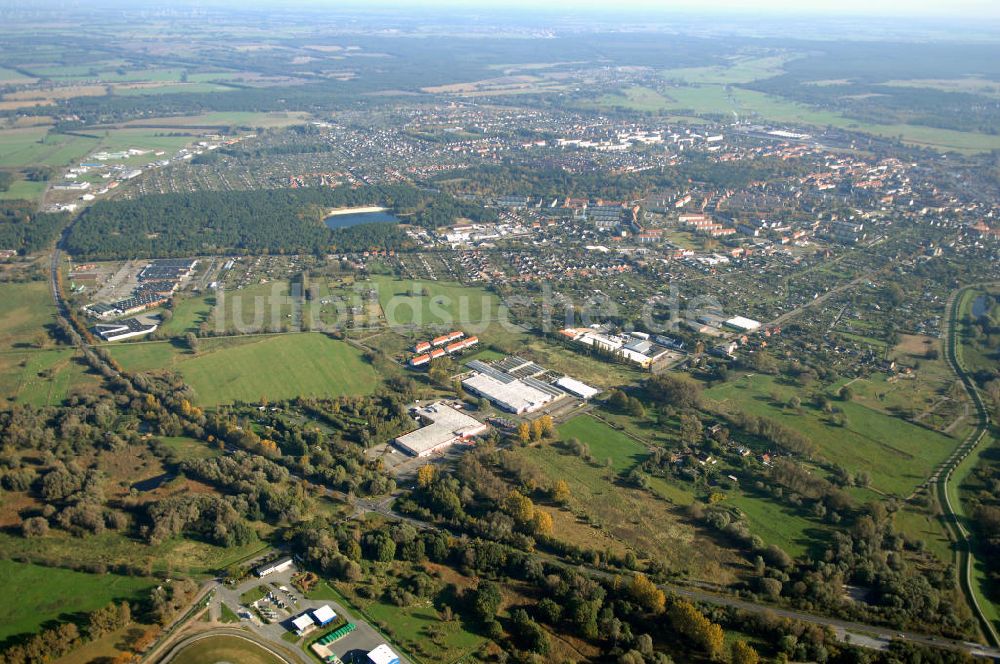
(394, 402, 488, 457)
(461, 372, 561, 414)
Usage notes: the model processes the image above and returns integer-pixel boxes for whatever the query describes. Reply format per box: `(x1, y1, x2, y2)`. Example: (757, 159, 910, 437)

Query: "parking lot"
(211, 562, 408, 664)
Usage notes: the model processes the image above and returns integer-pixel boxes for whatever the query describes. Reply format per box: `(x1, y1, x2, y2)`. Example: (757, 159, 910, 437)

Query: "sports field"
(108, 333, 378, 406)
(0, 559, 155, 641)
(169, 635, 286, 664)
(705, 373, 959, 495)
(371, 276, 505, 329)
(162, 282, 301, 337)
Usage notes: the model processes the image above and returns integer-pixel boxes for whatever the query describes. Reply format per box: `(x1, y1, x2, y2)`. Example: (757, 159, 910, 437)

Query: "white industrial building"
(367, 644, 401, 664)
(723, 316, 762, 332)
(291, 613, 316, 636)
(93, 318, 158, 342)
(560, 327, 672, 368)
(461, 372, 562, 414)
(555, 376, 600, 399)
(255, 556, 294, 577)
(394, 402, 488, 457)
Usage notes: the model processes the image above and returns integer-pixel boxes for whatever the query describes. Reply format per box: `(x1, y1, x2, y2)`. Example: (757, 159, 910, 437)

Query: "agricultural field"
(0, 560, 155, 641)
(108, 333, 379, 406)
(705, 373, 959, 496)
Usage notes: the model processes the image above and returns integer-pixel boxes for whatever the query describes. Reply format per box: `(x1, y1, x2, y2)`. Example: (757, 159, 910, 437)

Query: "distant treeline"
(64, 185, 495, 259)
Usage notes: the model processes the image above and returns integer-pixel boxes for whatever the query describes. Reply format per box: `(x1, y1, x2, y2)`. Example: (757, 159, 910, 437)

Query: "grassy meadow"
(370, 276, 506, 329)
(0, 560, 155, 641)
(108, 333, 379, 406)
(705, 373, 959, 496)
(556, 414, 649, 473)
(517, 442, 742, 582)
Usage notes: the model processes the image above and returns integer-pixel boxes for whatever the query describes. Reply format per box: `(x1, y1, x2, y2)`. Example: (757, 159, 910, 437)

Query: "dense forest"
(64, 185, 494, 259)
(0, 202, 68, 255)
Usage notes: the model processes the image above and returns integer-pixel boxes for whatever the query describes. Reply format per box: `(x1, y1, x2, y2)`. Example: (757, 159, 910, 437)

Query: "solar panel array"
(509, 362, 545, 379)
(522, 376, 565, 398)
(467, 356, 581, 400)
(465, 360, 515, 383)
(495, 356, 531, 373)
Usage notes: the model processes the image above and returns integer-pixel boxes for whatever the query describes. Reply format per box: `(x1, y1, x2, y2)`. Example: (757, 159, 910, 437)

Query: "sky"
(328, 0, 1000, 20)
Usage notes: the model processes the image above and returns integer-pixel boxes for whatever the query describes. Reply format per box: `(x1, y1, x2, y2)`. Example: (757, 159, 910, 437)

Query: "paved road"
(45, 217, 999, 660)
(345, 491, 1000, 659)
(206, 567, 409, 664)
(936, 284, 1000, 648)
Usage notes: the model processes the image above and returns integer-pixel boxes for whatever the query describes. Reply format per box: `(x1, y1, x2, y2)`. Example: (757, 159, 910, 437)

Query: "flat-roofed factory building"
(394, 402, 488, 457)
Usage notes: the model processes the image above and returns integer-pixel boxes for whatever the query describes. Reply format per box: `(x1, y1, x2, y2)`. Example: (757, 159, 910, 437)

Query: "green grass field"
(0, 559, 155, 641)
(163, 282, 297, 336)
(556, 414, 649, 473)
(0, 127, 99, 168)
(519, 444, 740, 581)
(170, 635, 285, 664)
(113, 82, 236, 96)
(0, 282, 57, 351)
(108, 333, 378, 406)
(0, 66, 34, 83)
(0, 348, 103, 407)
(0, 530, 267, 578)
(0, 177, 47, 201)
(662, 54, 797, 85)
(705, 373, 958, 495)
(726, 491, 826, 558)
(87, 128, 211, 154)
(893, 505, 953, 566)
(158, 436, 222, 460)
(370, 276, 505, 329)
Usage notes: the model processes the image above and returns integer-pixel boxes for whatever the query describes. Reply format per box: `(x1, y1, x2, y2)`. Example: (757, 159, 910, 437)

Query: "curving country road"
(936, 284, 1000, 648)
